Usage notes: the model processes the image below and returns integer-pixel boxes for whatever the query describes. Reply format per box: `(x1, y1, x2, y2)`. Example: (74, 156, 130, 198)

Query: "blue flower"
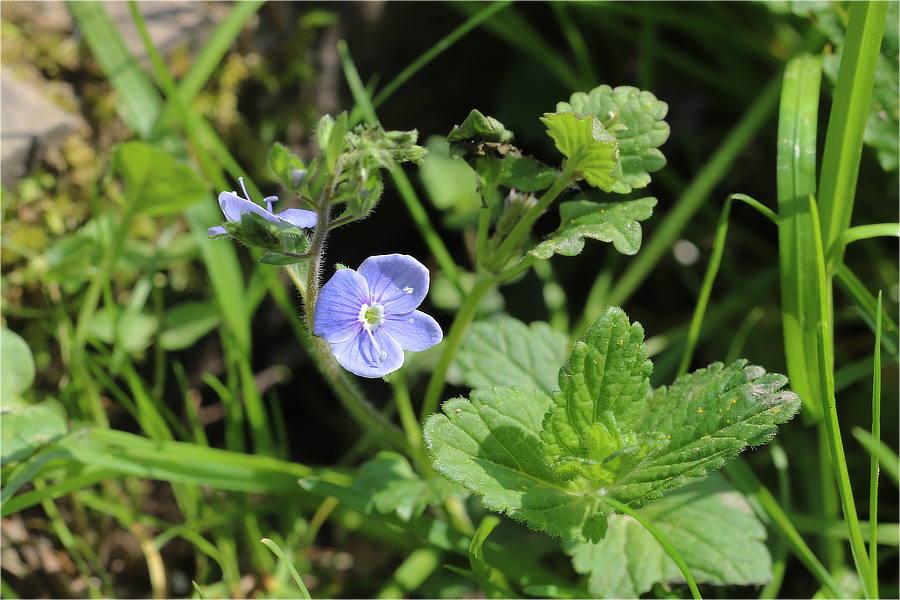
(313, 254, 443, 378)
(207, 177, 317, 236)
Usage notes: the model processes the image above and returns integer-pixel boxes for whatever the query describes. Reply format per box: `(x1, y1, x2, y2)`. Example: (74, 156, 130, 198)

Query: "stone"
(0, 68, 86, 189)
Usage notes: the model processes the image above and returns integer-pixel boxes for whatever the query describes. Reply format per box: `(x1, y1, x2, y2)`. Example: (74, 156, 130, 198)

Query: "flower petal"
(218, 191, 279, 223)
(312, 268, 370, 343)
(277, 208, 318, 229)
(357, 254, 429, 314)
(384, 310, 443, 352)
(207, 226, 227, 236)
(329, 328, 404, 378)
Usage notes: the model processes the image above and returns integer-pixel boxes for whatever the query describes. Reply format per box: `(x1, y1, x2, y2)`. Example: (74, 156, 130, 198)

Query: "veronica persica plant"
(313, 254, 443, 378)
(207, 177, 317, 236)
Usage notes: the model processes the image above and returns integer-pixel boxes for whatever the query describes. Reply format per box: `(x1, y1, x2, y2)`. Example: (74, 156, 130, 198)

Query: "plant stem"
(304, 182, 335, 325)
(420, 276, 496, 421)
(486, 165, 575, 273)
(283, 167, 411, 456)
(309, 334, 412, 456)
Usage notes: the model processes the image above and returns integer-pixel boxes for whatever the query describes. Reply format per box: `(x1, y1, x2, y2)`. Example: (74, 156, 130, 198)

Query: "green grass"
(1, 1, 896, 598)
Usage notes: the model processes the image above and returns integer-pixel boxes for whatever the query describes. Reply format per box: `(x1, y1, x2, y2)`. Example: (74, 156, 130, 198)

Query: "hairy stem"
(486, 165, 575, 273)
(310, 336, 413, 455)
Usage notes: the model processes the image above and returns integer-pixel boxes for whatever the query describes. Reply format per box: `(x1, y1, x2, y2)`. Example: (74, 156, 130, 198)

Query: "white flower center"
(358, 303, 387, 362)
(358, 302, 384, 331)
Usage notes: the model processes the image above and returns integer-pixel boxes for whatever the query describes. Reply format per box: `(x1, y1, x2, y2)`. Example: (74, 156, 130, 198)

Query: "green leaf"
(530, 197, 657, 259)
(607, 360, 802, 508)
(223, 212, 282, 251)
(469, 515, 501, 581)
(453, 317, 568, 395)
(567, 473, 771, 598)
(1, 399, 68, 464)
(424, 387, 608, 543)
(497, 155, 557, 192)
(1, 327, 35, 398)
(541, 307, 654, 483)
(557, 85, 670, 193)
(419, 135, 482, 229)
(111, 141, 208, 216)
(324, 112, 349, 173)
(158, 301, 223, 351)
(776, 55, 827, 421)
(355, 451, 461, 521)
(89, 307, 159, 354)
(447, 109, 516, 162)
(261, 538, 312, 599)
(267, 142, 308, 198)
(540, 112, 621, 192)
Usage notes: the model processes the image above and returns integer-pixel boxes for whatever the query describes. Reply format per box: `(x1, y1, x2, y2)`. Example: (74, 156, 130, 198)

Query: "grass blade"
(67, 0, 161, 137)
(349, 0, 514, 126)
(676, 193, 775, 378)
(597, 495, 702, 600)
(150, 1, 266, 139)
(866, 291, 883, 590)
(775, 54, 826, 421)
(450, 2, 581, 90)
(817, 320, 874, 597)
(834, 264, 899, 361)
(261, 538, 312, 599)
(338, 40, 462, 295)
(724, 460, 842, 599)
(818, 1, 890, 272)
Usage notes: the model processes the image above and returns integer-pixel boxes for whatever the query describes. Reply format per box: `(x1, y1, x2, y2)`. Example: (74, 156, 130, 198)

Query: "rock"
(0, 1, 226, 188)
(103, 1, 226, 65)
(0, 68, 86, 189)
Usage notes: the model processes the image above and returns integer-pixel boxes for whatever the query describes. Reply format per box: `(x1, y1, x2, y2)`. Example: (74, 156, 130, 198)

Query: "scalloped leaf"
(530, 198, 657, 259)
(424, 387, 608, 543)
(604, 360, 802, 509)
(454, 317, 568, 395)
(540, 307, 654, 483)
(566, 473, 771, 598)
(541, 112, 621, 192)
(426, 311, 800, 545)
(557, 85, 669, 193)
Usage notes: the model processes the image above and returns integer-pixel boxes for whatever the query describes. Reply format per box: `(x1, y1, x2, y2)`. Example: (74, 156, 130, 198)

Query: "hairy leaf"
(541, 112, 621, 192)
(355, 451, 462, 521)
(454, 317, 568, 395)
(606, 360, 802, 508)
(567, 474, 771, 598)
(530, 198, 657, 259)
(447, 109, 516, 162)
(557, 85, 670, 193)
(424, 387, 608, 543)
(541, 307, 654, 482)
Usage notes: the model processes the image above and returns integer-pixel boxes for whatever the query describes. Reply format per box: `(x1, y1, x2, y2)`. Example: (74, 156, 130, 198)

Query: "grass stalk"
(817, 321, 874, 597)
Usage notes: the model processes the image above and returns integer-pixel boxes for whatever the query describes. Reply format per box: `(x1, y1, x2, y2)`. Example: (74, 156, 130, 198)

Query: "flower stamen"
(358, 303, 387, 362)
